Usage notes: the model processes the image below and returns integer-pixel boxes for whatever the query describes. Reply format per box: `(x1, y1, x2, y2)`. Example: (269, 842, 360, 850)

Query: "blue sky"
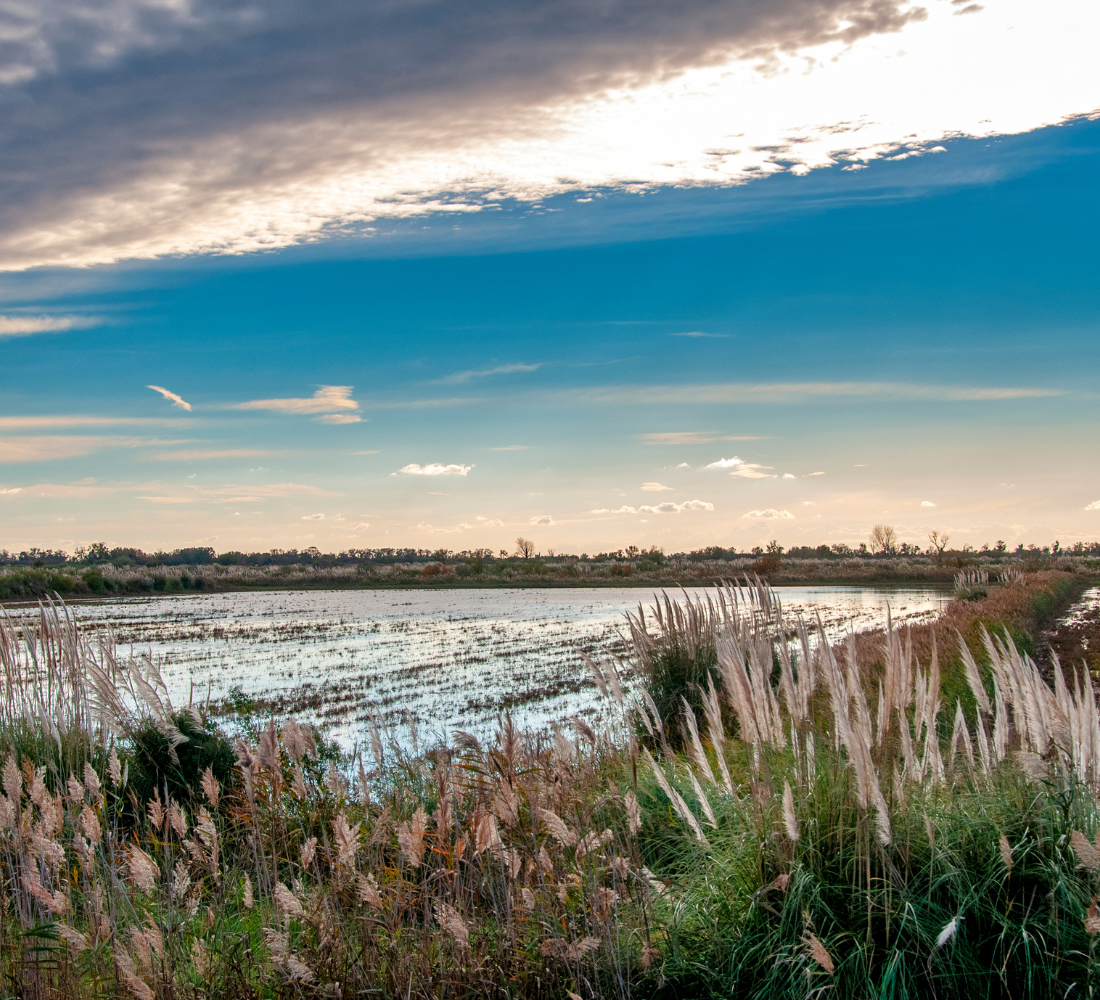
(0, 0, 1098, 554)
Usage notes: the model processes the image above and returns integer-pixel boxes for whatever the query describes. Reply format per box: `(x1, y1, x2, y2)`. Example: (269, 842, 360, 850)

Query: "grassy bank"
(1, 574, 1099, 998)
(2, 553, 1097, 601)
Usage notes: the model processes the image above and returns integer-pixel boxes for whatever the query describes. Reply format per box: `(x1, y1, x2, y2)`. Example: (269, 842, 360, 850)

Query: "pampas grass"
(0, 574, 1098, 999)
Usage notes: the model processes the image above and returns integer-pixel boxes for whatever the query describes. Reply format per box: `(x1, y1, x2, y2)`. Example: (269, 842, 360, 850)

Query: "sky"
(0, 0, 1098, 555)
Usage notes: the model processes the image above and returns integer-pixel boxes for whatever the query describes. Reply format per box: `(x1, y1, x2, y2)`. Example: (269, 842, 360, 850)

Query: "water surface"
(9, 585, 949, 743)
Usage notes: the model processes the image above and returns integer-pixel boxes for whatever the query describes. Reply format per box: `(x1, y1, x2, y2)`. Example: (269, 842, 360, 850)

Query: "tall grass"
(2, 578, 1100, 998)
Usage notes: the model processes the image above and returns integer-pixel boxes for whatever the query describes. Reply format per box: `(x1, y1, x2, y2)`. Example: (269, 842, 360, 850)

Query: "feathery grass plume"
(127, 847, 158, 893)
(396, 806, 427, 866)
(681, 696, 716, 787)
(805, 933, 834, 973)
(999, 832, 1013, 871)
(643, 747, 708, 846)
(434, 901, 470, 951)
(936, 916, 959, 948)
(199, 765, 220, 807)
(686, 765, 718, 829)
(782, 781, 798, 842)
(274, 881, 306, 920)
(624, 789, 642, 834)
(702, 676, 734, 794)
(356, 872, 383, 908)
(1087, 897, 1100, 937)
(1071, 830, 1100, 873)
(539, 807, 578, 847)
(300, 836, 317, 868)
(334, 811, 363, 867)
(242, 873, 254, 909)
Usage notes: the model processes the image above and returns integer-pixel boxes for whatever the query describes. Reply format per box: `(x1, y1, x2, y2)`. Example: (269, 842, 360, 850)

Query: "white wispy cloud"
(147, 385, 192, 411)
(572, 381, 1063, 407)
(592, 500, 713, 514)
(234, 385, 360, 417)
(1085, 501, 1100, 511)
(0, 315, 98, 337)
(670, 331, 730, 338)
(804, 471, 825, 477)
(705, 456, 775, 479)
(150, 448, 268, 460)
(302, 513, 325, 521)
(921, 500, 936, 507)
(492, 445, 528, 451)
(414, 521, 474, 533)
(0, 415, 185, 429)
(439, 364, 541, 384)
(640, 482, 673, 491)
(316, 413, 363, 425)
(0, 487, 22, 494)
(393, 463, 473, 476)
(530, 514, 554, 525)
(641, 432, 764, 445)
(743, 508, 795, 520)
(0, 435, 187, 463)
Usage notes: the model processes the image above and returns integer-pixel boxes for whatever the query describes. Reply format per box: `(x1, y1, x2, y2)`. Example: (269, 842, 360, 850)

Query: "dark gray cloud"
(0, 0, 926, 267)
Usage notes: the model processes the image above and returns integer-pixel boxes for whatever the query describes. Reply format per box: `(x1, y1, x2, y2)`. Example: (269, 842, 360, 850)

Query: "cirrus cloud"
(234, 385, 360, 418)
(0, 315, 99, 337)
(393, 463, 473, 476)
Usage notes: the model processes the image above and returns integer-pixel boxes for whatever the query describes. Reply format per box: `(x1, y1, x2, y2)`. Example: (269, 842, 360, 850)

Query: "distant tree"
(546, 548, 556, 558)
(515, 537, 535, 559)
(499, 549, 510, 559)
(927, 530, 950, 561)
(869, 525, 897, 555)
(766, 540, 783, 556)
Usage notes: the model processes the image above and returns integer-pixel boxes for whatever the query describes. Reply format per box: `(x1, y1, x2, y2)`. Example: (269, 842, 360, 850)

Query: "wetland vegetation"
(2, 570, 1100, 998)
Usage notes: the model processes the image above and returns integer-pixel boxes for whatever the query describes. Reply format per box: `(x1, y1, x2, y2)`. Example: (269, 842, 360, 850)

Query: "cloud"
(393, 463, 473, 476)
(234, 385, 360, 416)
(782, 473, 796, 479)
(492, 445, 528, 451)
(0, 415, 185, 429)
(1086, 501, 1100, 511)
(0, 0, 1094, 269)
(0, 435, 167, 462)
(640, 482, 673, 491)
(0, 315, 98, 337)
(642, 432, 764, 445)
(0, 487, 22, 494)
(920, 500, 936, 507)
(301, 513, 325, 521)
(414, 521, 474, 534)
(352, 521, 370, 529)
(439, 364, 540, 384)
(315, 413, 363, 424)
(670, 331, 730, 338)
(804, 471, 825, 477)
(707, 456, 775, 479)
(743, 508, 795, 520)
(571, 381, 1064, 407)
(592, 499, 713, 514)
(147, 385, 192, 411)
(529, 515, 554, 525)
(149, 448, 268, 460)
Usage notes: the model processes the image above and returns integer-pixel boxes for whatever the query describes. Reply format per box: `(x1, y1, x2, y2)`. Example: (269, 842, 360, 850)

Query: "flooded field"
(4, 585, 950, 744)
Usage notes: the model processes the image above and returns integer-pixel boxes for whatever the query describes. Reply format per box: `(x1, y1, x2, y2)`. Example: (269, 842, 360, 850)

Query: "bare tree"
(928, 530, 950, 562)
(869, 524, 897, 555)
(515, 537, 535, 559)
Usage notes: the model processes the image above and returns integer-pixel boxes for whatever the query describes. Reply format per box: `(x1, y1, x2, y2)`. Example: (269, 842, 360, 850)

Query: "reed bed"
(1, 577, 1099, 999)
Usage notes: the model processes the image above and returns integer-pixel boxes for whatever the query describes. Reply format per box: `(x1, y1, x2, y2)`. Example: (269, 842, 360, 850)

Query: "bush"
(127, 709, 238, 807)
